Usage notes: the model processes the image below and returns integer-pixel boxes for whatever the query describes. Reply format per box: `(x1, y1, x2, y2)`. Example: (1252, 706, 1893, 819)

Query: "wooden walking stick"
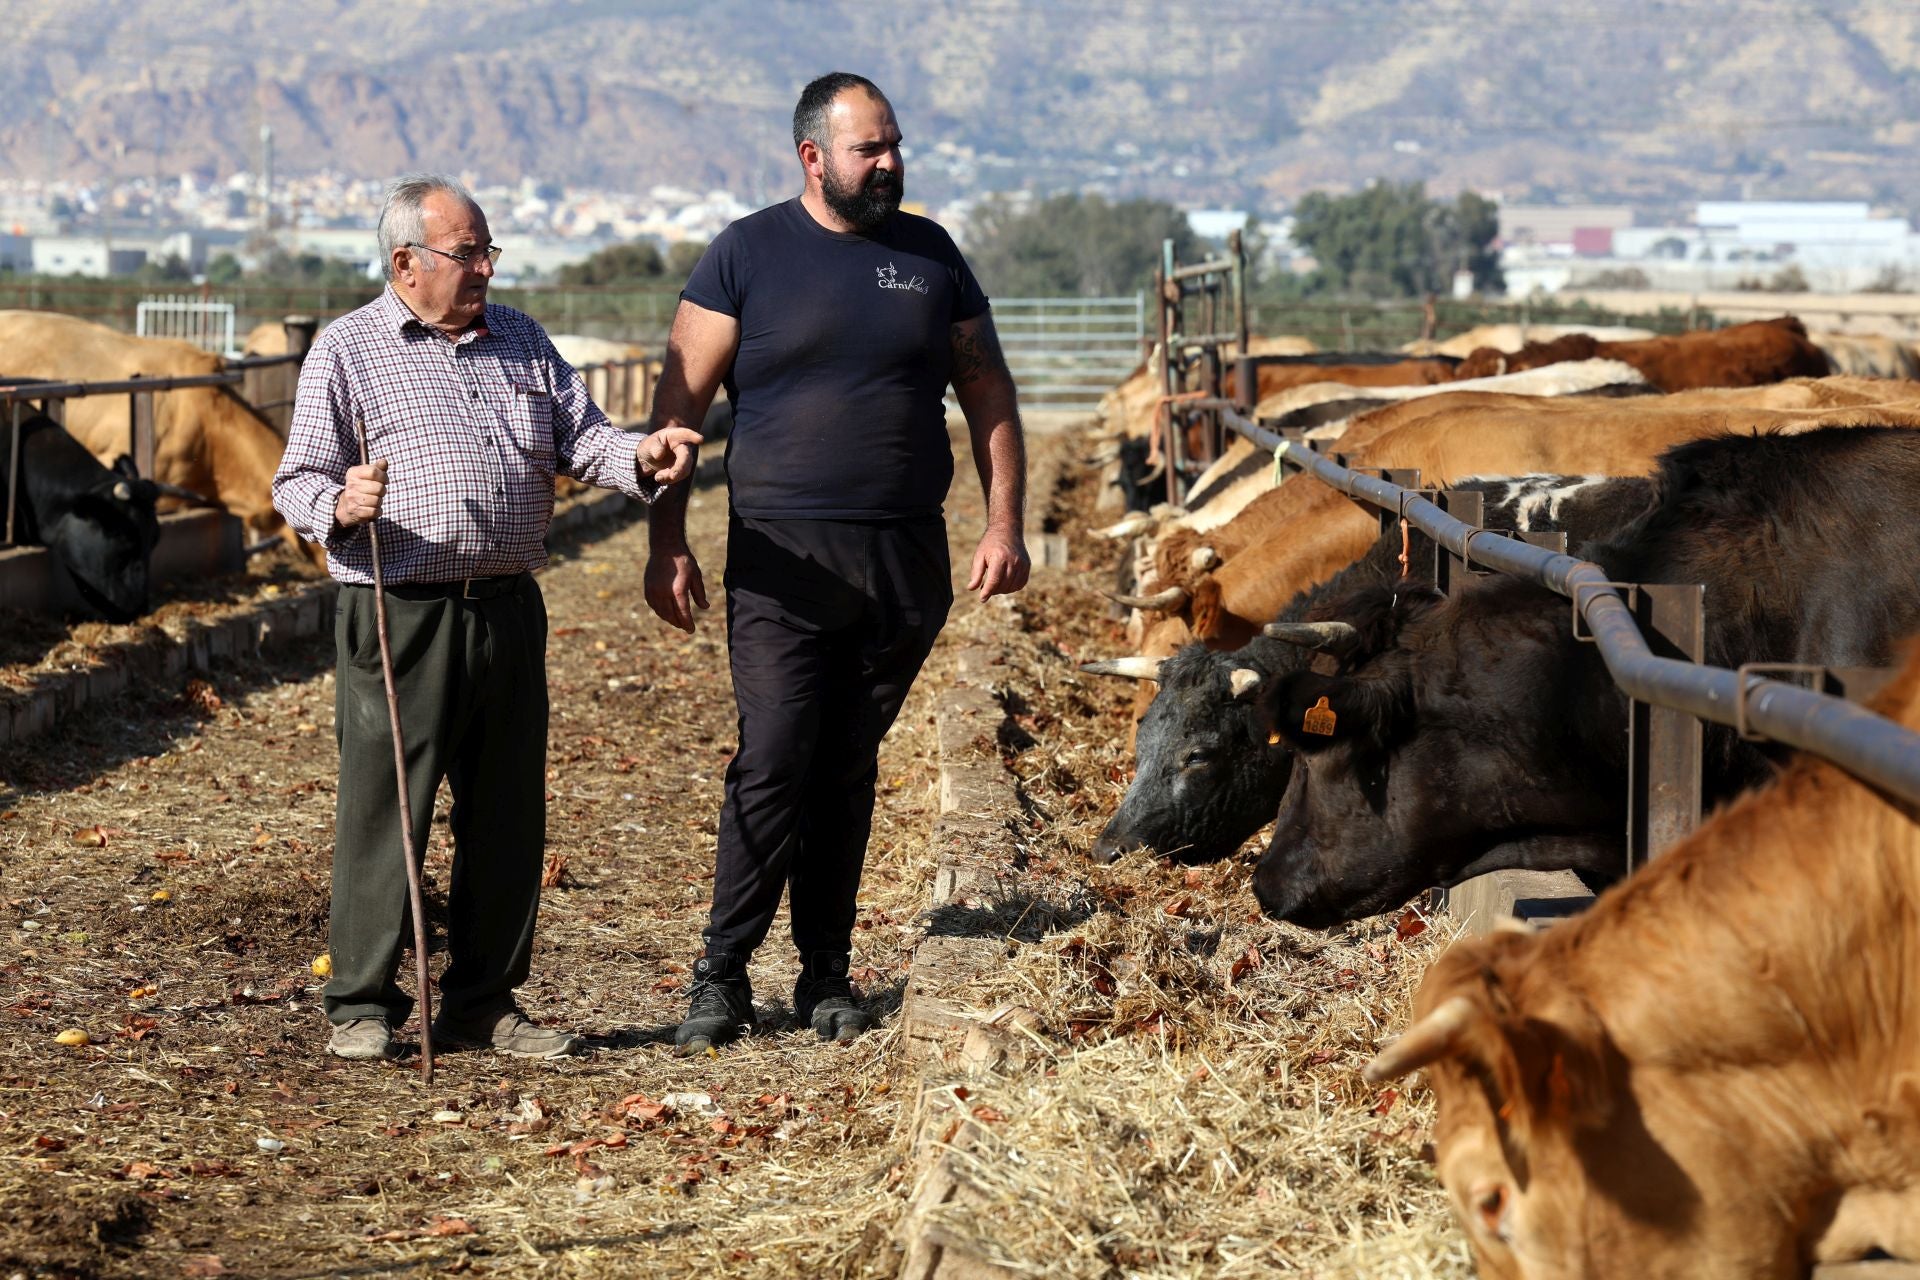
(353, 417, 435, 1081)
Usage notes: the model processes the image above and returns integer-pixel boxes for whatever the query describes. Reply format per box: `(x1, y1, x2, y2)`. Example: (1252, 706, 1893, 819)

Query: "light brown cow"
(0, 310, 308, 559)
(1179, 378, 1920, 645)
(1365, 647, 1920, 1278)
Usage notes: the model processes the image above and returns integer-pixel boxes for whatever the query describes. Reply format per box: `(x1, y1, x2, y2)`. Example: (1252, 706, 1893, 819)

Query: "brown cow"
(1243, 355, 1456, 405)
(1174, 378, 1920, 645)
(1364, 647, 1920, 1277)
(1453, 316, 1830, 390)
(0, 310, 310, 560)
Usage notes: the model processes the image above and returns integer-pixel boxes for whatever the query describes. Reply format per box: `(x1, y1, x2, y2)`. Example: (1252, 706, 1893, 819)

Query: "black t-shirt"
(681, 198, 990, 519)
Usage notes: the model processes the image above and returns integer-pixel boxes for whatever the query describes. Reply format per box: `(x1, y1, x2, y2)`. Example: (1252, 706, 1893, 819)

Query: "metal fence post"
(1438, 489, 1485, 593)
(130, 381, 156, 480)
(4, 398, 19, 546)
(1626, 583, 1706, 869)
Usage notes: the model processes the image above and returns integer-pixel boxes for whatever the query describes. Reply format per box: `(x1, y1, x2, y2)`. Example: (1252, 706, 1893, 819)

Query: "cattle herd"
(1081, 314, 1920, 1274)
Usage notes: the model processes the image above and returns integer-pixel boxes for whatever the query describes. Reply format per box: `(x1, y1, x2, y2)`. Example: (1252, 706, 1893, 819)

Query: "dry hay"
(890, 438, 1472, 1276)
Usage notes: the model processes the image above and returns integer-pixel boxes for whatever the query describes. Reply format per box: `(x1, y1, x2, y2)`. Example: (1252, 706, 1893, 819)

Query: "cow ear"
(1502, 1000, 1616, 1136)
(110, 454, 138, 479)
(1258, 671, 1352, 753)
(1258, 668, 1410, 755)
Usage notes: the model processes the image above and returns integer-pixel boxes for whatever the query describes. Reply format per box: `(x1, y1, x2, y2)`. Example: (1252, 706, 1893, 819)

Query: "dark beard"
(821, 157, 902, 233)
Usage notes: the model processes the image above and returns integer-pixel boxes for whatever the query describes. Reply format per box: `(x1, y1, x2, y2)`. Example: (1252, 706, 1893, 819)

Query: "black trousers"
(323, 574, 550, 1027)
(703, 516, 951, 961)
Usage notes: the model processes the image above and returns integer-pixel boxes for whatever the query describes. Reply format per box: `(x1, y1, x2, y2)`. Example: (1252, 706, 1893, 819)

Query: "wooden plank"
(1446, 869, 1593, 935)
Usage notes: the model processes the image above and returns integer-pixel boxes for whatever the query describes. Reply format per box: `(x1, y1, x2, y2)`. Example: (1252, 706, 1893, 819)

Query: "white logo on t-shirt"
(877, 262, 929, 294)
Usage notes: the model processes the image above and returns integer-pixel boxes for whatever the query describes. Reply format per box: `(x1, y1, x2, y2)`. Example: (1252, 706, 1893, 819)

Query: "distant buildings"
(1501, 200, 1920, 294)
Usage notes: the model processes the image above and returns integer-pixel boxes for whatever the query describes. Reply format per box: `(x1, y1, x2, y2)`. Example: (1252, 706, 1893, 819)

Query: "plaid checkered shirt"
(272, 286, 658, 585)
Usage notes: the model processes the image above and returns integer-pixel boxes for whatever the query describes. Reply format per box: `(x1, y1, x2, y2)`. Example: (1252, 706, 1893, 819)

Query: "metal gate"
(136, 295, 238, 355)
(985, 296, 1144, 413)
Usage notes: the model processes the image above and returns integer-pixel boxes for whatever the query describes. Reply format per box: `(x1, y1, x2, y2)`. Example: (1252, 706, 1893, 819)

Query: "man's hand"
(645, 545, 710, 633)
(637, 427, 703, 485)
(968, 526, 1030, 601)
(334, 460, 388, 529)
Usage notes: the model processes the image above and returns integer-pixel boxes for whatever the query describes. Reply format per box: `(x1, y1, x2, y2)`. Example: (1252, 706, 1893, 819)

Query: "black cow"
(1087, 473, 1654, 864)
(1, 412, 163, 622)
(1252, 426, 1920, 927)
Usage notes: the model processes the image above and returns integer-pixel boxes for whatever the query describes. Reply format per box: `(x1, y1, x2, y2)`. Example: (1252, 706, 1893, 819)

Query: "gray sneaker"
(431, 1004, 584, 1059)
(328, 1017, 399, 1061)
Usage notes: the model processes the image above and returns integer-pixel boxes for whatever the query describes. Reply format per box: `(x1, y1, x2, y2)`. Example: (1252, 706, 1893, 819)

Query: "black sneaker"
(673, 953, 757, 1053)
(793, 951, 877, 1042)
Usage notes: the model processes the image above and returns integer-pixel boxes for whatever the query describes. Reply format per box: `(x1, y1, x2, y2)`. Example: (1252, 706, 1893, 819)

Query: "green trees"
(1289, 181, 1503, 297)
(963, 194, 1201, 297)
(557, 240, 664, 286)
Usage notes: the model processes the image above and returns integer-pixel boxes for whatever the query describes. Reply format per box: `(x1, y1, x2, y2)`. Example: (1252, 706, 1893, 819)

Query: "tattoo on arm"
(950, 319, 1006, 388)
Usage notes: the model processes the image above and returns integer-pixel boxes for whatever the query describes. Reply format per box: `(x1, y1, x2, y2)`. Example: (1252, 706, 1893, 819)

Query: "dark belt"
(351, 573, 526, 601)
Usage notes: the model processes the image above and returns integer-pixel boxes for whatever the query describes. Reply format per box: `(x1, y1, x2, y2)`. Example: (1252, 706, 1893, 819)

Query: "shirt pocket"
(505, 378, 556, 474)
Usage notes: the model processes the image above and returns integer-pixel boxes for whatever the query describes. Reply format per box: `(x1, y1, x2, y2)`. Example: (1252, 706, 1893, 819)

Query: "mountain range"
(3, 0, 1918, 214)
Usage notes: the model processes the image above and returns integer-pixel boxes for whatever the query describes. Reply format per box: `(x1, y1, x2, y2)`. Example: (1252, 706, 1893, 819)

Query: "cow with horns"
(1251, 426, 1920, 928)
(1082, 473, 1652, 864)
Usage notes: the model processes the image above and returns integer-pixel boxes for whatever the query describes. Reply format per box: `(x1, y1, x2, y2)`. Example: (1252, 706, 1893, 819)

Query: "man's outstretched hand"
(637, 427, 703, 485)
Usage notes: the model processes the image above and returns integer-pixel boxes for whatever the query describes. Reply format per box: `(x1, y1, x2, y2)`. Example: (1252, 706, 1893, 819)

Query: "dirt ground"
(1, 421, 1464, 1279)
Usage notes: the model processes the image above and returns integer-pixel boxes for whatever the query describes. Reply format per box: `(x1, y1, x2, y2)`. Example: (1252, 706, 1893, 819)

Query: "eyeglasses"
(409, 242, 504, 269)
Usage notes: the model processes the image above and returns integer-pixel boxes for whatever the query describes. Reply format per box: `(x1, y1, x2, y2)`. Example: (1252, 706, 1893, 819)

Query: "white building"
(31, 237, 145, 277)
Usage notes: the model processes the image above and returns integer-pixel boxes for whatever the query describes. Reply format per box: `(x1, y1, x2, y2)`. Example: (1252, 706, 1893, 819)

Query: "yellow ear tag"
(1267, 731, 1282, 745)
(1302, 696, 1338, 736)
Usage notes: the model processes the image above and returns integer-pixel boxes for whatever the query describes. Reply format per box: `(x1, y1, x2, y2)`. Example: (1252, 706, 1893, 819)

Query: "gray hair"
(377, 173, 479, 280)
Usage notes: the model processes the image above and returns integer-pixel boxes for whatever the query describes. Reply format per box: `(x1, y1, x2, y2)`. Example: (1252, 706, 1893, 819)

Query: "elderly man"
(273, 174, 699, 1062)
(644, 72, 1029, 1051)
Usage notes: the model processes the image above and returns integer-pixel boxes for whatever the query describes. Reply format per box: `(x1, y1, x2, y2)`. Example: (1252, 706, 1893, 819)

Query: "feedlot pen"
(3, 422, 1471, 1278)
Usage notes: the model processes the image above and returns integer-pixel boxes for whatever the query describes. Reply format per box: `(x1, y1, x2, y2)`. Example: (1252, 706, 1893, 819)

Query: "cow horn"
(1262, 621, 1361, 652)
(151, 481, 213, 505)
(1189, 545, 1220, 572)
(1094, 512, 1156, 540)
(1229, 668, 1261, 699)
(112, 481, 132, 501)
(1079, 656, 1166, 683)
(1104, 586, 1188, 612)
(1362, 995, 1479, 1085)
(1084, 444, 1122, 466)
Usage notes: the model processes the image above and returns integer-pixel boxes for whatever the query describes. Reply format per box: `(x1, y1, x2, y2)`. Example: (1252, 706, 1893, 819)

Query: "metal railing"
(1220, 407, 1920, 839)
(2, 316, 320, 550)
(136, 295, 239, 355)
(984, 296, 1146, 412)
(1147, 234, 1248, 503)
